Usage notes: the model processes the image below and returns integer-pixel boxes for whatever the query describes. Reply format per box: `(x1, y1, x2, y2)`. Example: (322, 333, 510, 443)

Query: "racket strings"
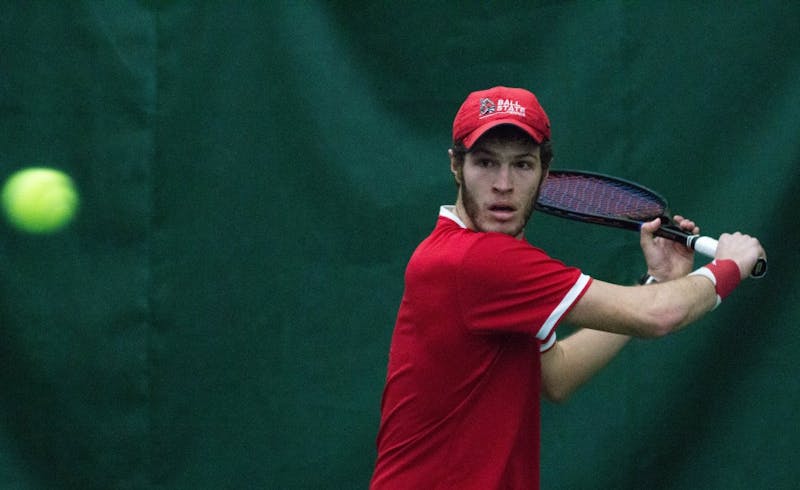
(539, 175, 665, 219)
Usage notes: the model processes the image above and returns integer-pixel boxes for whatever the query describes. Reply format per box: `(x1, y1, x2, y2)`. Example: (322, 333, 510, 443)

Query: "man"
(370, 86, 765, 489)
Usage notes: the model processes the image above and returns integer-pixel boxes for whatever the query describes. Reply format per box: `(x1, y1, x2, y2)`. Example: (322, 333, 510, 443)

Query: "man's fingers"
(673, 215, 699, 234)
(640, 217, 661, 233)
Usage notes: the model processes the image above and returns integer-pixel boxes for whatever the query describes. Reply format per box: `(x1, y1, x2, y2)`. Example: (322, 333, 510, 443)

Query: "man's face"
(451, 132, 546, 239)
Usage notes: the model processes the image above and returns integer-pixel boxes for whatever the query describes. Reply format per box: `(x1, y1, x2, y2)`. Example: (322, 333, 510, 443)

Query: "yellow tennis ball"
(1, 167, 79, 234)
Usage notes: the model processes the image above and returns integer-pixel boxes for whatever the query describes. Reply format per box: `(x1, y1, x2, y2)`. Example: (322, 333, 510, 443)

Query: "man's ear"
(449, 149, 462, 185)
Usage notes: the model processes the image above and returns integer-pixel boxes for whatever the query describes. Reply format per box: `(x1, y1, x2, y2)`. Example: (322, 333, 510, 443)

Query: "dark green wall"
(1, 2, 797, 488)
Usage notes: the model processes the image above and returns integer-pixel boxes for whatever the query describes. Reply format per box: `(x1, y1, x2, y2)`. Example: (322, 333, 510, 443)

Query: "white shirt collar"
(439, 205, 467, 229)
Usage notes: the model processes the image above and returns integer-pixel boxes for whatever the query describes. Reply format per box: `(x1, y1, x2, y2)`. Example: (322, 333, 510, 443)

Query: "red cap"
(452, 86, 551, 149)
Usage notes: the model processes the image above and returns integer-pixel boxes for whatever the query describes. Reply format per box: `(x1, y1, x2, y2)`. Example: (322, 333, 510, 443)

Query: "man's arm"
(566, 274, 720, 337)
(540, 329, 630, 403)
(540, 217, 764, 402)
(567, 223, 765, 338)
(541, 270, 720, 403)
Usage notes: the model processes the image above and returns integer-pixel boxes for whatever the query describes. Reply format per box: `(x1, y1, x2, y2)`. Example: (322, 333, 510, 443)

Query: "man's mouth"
(488, 204, 516, 221)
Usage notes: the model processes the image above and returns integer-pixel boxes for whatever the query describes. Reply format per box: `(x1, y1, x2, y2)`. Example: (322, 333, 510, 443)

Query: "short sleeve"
(456, 233, 592, 342)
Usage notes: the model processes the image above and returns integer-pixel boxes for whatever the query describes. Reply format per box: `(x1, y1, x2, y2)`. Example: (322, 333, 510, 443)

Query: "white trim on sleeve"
(535, 273, 591, 342)
(539, 333, 557, 352)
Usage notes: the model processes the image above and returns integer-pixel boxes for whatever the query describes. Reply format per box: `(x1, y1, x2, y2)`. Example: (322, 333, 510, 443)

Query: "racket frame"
(535, 170, 766, 277)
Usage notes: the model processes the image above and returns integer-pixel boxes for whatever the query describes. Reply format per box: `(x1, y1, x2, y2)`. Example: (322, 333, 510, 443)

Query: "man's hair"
(450, 125, 553, 185)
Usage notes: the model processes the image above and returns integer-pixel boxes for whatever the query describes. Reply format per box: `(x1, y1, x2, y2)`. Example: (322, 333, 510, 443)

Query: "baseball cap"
(452, 86, 551, 149)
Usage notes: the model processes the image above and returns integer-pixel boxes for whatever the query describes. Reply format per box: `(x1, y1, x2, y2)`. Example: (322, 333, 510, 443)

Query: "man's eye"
(515, 161, 533, 169)
(478, 159, 494, 168)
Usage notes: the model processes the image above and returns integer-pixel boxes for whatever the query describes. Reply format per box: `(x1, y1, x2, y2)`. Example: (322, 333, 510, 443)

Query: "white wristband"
(689, 267, 722, 309)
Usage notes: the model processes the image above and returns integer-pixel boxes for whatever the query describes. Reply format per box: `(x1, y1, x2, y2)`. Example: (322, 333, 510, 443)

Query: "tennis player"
(370, 86, 765, 489)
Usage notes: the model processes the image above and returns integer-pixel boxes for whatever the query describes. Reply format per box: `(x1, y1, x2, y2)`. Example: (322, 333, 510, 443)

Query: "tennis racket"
(535, 170, 767, 278)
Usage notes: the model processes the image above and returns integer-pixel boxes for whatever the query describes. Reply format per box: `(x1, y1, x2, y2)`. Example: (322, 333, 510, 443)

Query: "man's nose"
(493, 165, 513, 192)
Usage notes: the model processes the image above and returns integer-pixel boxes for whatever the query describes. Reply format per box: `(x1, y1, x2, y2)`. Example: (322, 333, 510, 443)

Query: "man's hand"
(715, 232, 766, 280)
(639, 215, 698, 281)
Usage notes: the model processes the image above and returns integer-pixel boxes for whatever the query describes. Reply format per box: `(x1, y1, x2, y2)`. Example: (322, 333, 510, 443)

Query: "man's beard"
(461, 180, 540, 238)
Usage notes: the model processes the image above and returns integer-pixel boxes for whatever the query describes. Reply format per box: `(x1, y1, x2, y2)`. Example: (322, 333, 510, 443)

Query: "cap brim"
(462, 119, 545, 149)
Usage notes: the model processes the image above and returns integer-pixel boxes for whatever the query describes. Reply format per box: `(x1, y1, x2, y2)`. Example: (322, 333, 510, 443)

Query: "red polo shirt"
(372, 207, 591, 489)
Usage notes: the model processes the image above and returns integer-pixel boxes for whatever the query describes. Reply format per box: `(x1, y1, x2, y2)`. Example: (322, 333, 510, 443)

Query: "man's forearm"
(540, 329, 631, 403)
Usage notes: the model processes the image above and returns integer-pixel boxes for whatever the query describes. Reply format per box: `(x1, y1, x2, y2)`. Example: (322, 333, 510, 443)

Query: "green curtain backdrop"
(1, 2, 797, 489)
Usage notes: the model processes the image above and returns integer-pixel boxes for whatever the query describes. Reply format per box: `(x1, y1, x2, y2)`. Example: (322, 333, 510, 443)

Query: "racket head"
(535, 170, 671, 231)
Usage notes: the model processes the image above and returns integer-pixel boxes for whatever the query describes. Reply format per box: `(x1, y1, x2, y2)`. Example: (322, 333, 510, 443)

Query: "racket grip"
(690, 235, 718, 257)
(688, 235, 767, 278)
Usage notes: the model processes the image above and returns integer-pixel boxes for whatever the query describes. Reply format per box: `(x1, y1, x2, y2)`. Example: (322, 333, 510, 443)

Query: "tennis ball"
(1, 167, 79, 234)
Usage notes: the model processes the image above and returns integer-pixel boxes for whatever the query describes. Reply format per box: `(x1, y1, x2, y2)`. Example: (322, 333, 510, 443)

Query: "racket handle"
(689, 235, 719, 257)
(687, 235, 767, 278)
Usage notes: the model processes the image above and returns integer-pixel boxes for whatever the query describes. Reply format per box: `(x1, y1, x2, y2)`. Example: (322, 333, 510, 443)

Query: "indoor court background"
(1, 2, 798, 489)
